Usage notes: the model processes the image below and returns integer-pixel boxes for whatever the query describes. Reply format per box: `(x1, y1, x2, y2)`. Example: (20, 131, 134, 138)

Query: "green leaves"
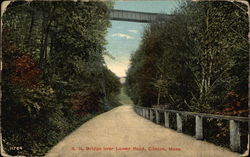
(2, 1, 119, 156)
(126, 1, 248, 114)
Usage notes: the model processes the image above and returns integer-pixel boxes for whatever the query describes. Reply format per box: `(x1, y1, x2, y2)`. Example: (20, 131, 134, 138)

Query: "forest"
(1, 0, 249, 156)
(125, 1, 249, 152)
(2, 1, 121, 156)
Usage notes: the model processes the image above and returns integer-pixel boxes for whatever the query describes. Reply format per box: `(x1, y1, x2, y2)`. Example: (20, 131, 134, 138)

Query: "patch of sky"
(104, 1, 178, 77)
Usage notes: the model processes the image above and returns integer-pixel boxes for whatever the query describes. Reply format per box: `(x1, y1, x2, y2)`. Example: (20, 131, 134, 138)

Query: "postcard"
(0, 0, 249, 156)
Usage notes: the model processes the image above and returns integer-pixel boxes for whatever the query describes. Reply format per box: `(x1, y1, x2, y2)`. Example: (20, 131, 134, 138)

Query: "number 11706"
(9, 146, 22, 150)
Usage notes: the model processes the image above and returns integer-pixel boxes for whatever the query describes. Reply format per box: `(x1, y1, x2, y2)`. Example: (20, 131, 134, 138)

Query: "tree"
(126, 1, 248, 114)
(2, 1, 120, 156)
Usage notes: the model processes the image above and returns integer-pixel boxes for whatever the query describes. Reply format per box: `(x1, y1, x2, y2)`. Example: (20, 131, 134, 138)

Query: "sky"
(104, 1, 178, 77)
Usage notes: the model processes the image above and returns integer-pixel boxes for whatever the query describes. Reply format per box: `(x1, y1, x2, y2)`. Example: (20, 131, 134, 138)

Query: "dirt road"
(46, 104, 241, 157)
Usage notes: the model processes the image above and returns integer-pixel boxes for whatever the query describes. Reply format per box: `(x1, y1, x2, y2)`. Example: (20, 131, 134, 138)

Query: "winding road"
(46, 104, 241, 157)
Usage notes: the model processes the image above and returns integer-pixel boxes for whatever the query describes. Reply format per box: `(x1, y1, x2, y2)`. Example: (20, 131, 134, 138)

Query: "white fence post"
(164, 112, 170, 128)
(195, 115, 203, 140)
(176, 113, 182, 132)
(150, 109, 154, 121)
(230, 120, 241, 152)
(155, 110, 160, 124)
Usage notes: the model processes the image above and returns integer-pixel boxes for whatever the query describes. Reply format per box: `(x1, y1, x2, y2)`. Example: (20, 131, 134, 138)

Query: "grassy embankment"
(117, 85, 133, 105)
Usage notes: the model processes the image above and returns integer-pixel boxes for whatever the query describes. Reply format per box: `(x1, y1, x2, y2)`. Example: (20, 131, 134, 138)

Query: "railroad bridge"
(110, 9, 171, 23)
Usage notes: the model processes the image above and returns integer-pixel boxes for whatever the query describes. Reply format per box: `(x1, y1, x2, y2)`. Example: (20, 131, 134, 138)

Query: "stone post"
(155, 110, 160, 124)
(230, 120, 241, 152)
(146, 109, 149, 119)
(150, 109, 154, 121)
(195, 115, 203, 140)
(164, 112, 170, 128)
(176, 113, 182, 132)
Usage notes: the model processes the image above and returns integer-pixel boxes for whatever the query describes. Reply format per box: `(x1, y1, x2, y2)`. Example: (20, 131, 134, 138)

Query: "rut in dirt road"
(46, 104, 240, 157)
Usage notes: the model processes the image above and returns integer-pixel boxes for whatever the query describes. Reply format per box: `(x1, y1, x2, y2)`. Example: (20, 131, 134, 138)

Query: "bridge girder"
(110, 9, 171, 23)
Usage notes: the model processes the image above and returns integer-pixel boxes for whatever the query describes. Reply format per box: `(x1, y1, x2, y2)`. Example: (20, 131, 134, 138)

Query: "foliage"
(125, 1, 248, 113)
(118, 86, 133, 105)
(2, 1, 121, 156)
(10, 55, 40, 86)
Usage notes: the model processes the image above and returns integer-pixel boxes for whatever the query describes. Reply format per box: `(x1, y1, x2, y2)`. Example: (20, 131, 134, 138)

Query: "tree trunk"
(39, 5, 55, 71)
(28, 11, 35, 41)
(39, 14, 46, 67)
(157, 87, 161, 105)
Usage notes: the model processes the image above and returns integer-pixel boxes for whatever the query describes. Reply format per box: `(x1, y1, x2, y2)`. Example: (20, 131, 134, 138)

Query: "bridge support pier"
(155, 110, 160, 124)
(230, 120, 241, 152)
(164, 112, 170, 128)
(176, 113, 182, 132)
(195, 116, 203, 140)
